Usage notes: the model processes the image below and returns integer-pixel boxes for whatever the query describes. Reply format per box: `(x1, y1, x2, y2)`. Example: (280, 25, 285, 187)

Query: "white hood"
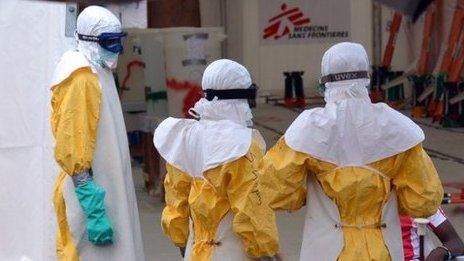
(154, 118, 253, 177)
(76, 5, 121, 68)
(154, 59, 258, 177)
(285, 42, 424, 165)
(189, 59, 253, 127)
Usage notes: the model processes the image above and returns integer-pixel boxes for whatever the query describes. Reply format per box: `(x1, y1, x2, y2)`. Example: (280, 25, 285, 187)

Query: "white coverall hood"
(321, 42, 371, 103)
(190, 59, 253, 127)
(76, 6, 121, 69)
(154, 59, 263, 178)
(285, 42, 424, 166)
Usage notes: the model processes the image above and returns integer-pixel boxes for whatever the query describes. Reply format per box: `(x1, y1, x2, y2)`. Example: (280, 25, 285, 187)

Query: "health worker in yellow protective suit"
(260, 42, 443, 261)
(50, 6, 144, 261)
(154, 59, 280, 261)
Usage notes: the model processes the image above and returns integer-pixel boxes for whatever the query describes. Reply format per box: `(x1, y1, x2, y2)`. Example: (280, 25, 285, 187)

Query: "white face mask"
(99, 48, 119, 69)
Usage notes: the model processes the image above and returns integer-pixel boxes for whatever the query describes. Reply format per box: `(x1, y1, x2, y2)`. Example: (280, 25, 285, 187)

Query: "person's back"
(154, 59, 279, 261)
(260, 42, 444, 261)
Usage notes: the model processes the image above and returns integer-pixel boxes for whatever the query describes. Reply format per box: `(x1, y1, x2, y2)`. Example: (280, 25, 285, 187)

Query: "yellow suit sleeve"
(161, 164, 192, 247)
(393, 144, 444, 217)
(213, 141, 279, 258)
(259, 137, 308, 211)
(51, 68, 101, 176)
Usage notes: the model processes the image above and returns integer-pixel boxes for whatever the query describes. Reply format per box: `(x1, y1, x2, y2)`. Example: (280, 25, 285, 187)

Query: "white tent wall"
(105, 0, 148, 28)
(117, 0, 459, 85)
(224, 0, 245, 64)
(199, 0, 223, 27)
(216, 0, 460, 97)
(0, 1, 74, 260)
(220, 0, 373, 97)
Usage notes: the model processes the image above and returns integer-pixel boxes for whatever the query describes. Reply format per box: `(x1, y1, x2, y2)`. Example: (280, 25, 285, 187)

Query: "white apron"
(52, 51, 145, 261)
(301, 166, 404, 261)
(283, 96, 426, 260)
(184, 212, 252, 261)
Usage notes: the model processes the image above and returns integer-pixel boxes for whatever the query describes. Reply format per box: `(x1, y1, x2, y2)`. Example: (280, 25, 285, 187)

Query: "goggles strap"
(77, 33, 99, 43)
(204, 84, 257, 101)
(320, 71, 369, 85)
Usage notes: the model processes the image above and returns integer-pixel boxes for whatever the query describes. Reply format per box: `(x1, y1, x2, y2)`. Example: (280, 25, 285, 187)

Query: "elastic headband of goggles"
(319, 70, 369, 85)
(77, 32, 127, 42)
(204, 84, 257, 101)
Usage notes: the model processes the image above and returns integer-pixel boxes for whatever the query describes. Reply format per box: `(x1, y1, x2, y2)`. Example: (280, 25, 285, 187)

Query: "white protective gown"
(261, 42, 443, 261)
(284, 98, 423, 261)
(154, 59, 279, 261)
(51, 50, 145, 261)
(154, 117, 265, 261)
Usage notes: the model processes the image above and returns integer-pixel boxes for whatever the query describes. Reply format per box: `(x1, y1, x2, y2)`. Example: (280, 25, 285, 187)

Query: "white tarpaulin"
(259, 0, 351, 45)
(106, 0, 148, 28)
(0, 0, 74, 259)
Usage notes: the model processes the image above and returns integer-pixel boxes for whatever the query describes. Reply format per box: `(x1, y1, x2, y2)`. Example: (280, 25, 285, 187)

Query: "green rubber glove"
(74, 179, 113, 245)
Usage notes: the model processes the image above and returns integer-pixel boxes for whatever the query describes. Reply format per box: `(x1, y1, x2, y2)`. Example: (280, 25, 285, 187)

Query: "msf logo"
(263, 3, 311, 40)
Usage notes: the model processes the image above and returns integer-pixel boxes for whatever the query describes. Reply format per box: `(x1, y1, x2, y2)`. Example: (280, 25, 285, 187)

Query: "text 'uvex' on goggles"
(78, 32, 127, 54)
(319, 70, 369, 85)
(317, 70, 369, 95)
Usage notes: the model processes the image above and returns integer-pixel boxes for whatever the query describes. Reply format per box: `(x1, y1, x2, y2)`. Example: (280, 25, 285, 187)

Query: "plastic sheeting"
(0, 0, 74, 259)
(105, 0, 148, 28)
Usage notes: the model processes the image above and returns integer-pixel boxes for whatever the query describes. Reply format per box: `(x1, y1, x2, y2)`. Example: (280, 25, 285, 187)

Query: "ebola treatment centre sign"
(260, 0, 351, 45)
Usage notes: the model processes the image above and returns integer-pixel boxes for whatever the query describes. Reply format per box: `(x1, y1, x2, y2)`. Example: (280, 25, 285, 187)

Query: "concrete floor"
(135, 103, 464, 261)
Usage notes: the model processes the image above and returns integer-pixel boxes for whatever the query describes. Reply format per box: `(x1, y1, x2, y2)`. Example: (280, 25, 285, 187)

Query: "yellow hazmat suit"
(49, 6, 144, 260)
(261, 138, 443, 260)
(154, 59, 279, 260)
(260, 42, 443, 261)
(50, 53, 144, 260)
(162, 137, 278, 260)
(51, 67, 100, 261)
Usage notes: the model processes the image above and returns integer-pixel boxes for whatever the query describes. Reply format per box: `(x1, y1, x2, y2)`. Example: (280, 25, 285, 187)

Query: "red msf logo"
(263, 3, 311, 40)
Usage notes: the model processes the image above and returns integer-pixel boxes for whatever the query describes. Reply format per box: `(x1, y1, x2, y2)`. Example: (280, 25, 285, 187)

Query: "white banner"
(260, 0, 351, 45)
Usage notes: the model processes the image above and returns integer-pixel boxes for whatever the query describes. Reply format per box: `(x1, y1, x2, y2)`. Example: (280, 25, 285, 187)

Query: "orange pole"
(382, 12, 402, 68)
(431, 0, 464, 121)
(448, 27, 464, 82)
(439, 0, 464, 73)
(417, 3, 436, 75)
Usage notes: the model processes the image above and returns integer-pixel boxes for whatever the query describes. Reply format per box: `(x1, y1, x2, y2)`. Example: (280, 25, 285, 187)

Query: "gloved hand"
(425, 247, 448, 261)
(73, 172, 113, 245)
(179, 247, 186, 257)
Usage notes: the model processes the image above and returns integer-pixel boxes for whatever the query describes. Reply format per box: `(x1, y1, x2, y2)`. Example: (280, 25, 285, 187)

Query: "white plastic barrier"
(0, 1, 73, 259)
(139, 30, 169, 117)
(160, 27, 226, 117)
(118, 28, 147, 112)
(118, 28, 169, 118)
(118, 27, 226, 119)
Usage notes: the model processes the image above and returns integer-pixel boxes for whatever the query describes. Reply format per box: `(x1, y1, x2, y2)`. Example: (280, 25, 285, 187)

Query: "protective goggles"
(78, 32, 127, 54)
(318, 70, 369, 95)
(320, 70, 369, 85)
(204, 84, 257, 101)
